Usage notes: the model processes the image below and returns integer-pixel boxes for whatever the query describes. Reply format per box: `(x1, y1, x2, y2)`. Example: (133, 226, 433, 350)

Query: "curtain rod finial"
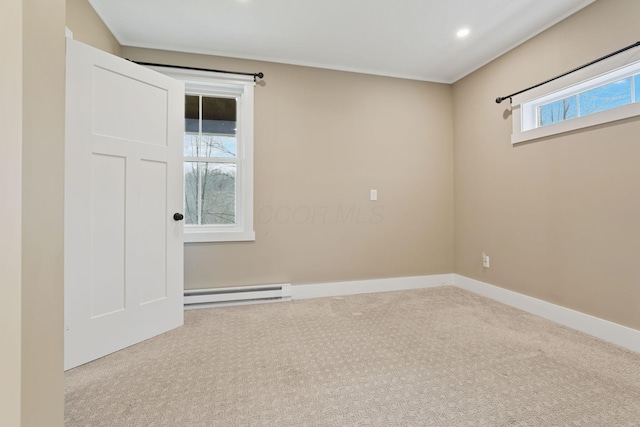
(496, 97, 504, 104)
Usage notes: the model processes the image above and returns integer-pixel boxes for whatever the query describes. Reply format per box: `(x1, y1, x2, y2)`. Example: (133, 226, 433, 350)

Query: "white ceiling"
(90, 0, 596, 83)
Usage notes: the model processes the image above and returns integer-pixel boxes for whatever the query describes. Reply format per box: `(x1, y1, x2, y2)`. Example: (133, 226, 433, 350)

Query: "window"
(184, 95, 238, 226)
(152, 66, 255, 242)
(512, 59, 640, 144)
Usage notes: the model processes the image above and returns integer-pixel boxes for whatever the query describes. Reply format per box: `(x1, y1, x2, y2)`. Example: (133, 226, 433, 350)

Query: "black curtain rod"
(495, 41, 640, 104)
(126, 59, 264, 82)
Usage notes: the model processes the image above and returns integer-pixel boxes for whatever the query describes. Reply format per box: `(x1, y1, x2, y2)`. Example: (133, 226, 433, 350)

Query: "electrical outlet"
(370, 189, 378, 201)
(482, 252, 490, 268)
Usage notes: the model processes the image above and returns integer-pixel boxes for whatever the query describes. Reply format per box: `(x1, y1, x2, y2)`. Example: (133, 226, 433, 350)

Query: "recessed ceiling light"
(457, 28, 470, 38)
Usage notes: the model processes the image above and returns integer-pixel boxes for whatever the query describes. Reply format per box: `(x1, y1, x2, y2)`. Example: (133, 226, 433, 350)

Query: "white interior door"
(64, 39, 185, 370)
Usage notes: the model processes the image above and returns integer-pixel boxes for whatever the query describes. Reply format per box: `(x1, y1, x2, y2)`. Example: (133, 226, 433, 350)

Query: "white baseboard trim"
(292, 274, 453, 300)
(453, 274, 640, 353)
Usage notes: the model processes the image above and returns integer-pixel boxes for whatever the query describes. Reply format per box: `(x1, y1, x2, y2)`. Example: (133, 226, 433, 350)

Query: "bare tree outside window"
(538, 96, 577, 127)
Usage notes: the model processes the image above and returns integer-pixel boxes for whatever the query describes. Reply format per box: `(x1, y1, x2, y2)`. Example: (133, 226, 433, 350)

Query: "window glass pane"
(635, 74, 640, 103)
(183, 162, 199, 225)
(184, 96, 237, 158)
(184, 134, 200, 158)
(184, 95, 200, 157)
(184, 162, 236, 225)
(199, 135, 237, 159)
(184, 134, 233, 158)
(201, 163, 236, 225)
(185, 95, 199, 133)
(579, 78, 632, 116)
(202, 97, 237, 158)
(538, 95, 577, 127)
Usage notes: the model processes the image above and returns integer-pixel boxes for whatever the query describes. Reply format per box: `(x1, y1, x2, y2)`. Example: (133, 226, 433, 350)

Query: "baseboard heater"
(184, 284, 292, 309)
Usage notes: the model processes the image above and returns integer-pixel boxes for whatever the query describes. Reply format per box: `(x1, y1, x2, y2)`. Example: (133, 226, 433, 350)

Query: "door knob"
(173, 213, 184, 221)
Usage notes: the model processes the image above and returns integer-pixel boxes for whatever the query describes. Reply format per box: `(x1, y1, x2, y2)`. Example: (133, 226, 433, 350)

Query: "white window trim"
(148, 66, 255, 243)
(511, 56, 640, 145)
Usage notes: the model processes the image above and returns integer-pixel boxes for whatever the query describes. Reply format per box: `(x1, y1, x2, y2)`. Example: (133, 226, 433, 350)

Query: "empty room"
(3, 0, 640, 425)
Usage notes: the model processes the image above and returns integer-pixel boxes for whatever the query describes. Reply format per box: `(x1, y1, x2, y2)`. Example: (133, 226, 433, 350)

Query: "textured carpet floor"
(65, 286, 640, 426)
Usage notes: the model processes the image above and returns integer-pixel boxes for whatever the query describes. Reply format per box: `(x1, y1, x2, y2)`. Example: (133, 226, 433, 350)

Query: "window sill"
(184, 230, 256, 243)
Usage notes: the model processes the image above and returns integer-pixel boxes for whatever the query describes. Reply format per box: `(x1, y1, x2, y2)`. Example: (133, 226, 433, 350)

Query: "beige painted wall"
(123, 47, 455, 289)
(0, 0, 65, 426)
(1, 0, 23, 424)
(66, 0, 121, 56)
(21, 0, 66, 425)
(453, 0, 640, 330)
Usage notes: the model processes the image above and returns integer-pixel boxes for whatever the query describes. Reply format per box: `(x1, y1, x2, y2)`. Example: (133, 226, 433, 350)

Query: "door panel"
(65, 39, 185, 370)
(92, 65, 169, 145)
(90, 154, 126, 318)
(138, 160, 168, 304)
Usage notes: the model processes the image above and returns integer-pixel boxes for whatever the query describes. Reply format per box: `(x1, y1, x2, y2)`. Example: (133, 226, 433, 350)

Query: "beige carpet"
(65, 286, 640, 426)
